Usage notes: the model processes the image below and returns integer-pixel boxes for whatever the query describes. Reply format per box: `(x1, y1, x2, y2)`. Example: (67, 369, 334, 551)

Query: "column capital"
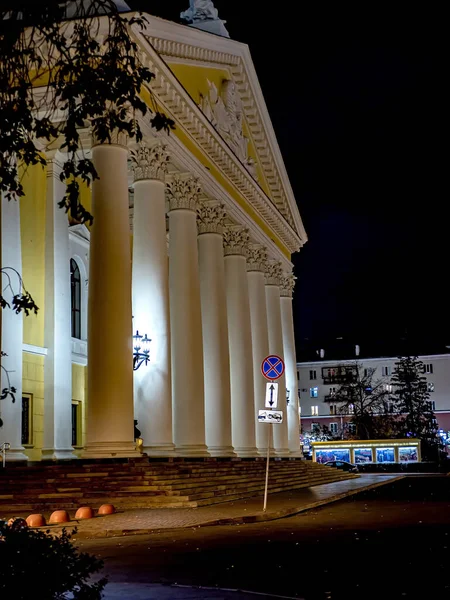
(280, 272, 296, 297)
(130, 142, 170, 183)
(45, 154, 64, 180)
(265, 260, 283, 286)
(246, 243, 268, 272)
(92, 130, 128, 148)
(197, 200, 226, 235)
(223, 225, 250, 257)
(166, 175, 201, 212)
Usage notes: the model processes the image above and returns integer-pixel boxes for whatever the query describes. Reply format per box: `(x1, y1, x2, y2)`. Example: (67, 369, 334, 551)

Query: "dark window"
(70, 258, 81, 339)
(21, 396, 31, 445)
(72, 403, 78, 446)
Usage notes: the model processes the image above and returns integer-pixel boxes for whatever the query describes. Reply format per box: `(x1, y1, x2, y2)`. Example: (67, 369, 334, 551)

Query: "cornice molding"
(129, 24, 303, 254)
(130, 142, 170, 182)
(144, 34, 294, 226)
(223, 225, 250, 257)
(197, 200, 226, 235)
(166, 174, 201, 212)
(246, 243, 267, 273)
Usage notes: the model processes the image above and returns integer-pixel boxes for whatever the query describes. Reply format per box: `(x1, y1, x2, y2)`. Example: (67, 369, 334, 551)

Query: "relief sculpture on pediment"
(200, 78, 258, 180)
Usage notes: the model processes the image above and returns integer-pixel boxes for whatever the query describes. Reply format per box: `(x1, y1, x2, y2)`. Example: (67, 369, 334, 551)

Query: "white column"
(167, 175, 208, 456)
(265, 261, 290, 455)
(0, 194, 28, 461)
(281, 272, 302, 455)
(247, 244, 272, 454)
(84, 138, 139, 458)
(42, 155, 76, 460)
(131, 143, 174, 456)
(197, 201, 234, 456)
(224, 226, 257, 456)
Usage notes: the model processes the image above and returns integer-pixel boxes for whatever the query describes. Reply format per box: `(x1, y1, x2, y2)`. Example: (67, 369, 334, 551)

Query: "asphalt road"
(78, 477, 450, 600)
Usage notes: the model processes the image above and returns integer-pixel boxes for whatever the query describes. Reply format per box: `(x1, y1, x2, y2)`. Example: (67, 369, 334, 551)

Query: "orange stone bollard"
(49, 510, 70, 525)
(97, 504, 115, 515)
(26, 514, 46, 528)
(75, 506, 94, 520)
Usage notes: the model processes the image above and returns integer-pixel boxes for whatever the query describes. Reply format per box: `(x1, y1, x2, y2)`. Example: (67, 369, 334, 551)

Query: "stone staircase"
(0, 458, 358, 512)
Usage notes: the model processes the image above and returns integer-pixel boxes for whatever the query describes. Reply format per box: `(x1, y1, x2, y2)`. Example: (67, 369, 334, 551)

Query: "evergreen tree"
(390, 356, 440, 459)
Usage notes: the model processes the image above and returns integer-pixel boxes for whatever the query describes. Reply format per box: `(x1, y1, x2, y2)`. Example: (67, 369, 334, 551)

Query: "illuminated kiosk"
(312, 439, 421, 465)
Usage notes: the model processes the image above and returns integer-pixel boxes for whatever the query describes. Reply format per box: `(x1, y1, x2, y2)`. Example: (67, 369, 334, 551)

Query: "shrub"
(0, 519, 107, 599)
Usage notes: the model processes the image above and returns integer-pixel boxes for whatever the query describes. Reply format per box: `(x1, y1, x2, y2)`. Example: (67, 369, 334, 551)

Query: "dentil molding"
(129, 28, 304, 252)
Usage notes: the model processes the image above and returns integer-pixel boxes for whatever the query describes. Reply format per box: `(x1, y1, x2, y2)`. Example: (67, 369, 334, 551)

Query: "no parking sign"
(261, 355, 285, 380)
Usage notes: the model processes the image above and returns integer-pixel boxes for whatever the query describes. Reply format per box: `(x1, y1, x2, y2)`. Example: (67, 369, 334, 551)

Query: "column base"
(175, 444, 210, 457)
(143, 443, 176, 457)
(288, 449, 304, 458)
(81, 441, 140, 459)
(41, 448, 78, 460)
(4, 448, 28, 462)
(234, 447, 259, 457)
(274, 447, 291, 456)
(257, 447, 277, 457)
(207, 445, 237, 457)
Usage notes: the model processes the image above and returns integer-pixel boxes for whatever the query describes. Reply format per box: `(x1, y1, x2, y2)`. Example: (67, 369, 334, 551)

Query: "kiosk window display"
(376, 447, 395, 463)
(399, 447, 418, 462)
(354, 448, 373, 464)
(316, 448, 350, 463)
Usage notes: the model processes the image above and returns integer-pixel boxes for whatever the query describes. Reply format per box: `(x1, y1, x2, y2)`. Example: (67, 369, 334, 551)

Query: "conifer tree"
(390, 356, 440, 459)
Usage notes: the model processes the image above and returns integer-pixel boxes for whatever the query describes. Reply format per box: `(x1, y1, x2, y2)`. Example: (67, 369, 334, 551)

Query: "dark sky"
(131, 1, 446, 354)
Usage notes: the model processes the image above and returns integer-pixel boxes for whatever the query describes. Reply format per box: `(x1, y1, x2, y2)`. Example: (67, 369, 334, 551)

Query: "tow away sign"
(258, 410, 283, 424)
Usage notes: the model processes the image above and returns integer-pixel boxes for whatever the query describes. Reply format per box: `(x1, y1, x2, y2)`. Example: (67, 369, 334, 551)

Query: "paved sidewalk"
(102, 582, 303, 599)
(9, 474, 401, 539)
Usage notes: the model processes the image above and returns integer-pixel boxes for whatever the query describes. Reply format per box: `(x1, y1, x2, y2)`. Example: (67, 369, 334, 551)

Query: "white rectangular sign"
(265, 382, 278, 408)
(258, 410, 283, 424)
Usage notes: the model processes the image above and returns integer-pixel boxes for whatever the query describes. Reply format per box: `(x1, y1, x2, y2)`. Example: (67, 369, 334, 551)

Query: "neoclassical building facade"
(0, 6, 307, 461)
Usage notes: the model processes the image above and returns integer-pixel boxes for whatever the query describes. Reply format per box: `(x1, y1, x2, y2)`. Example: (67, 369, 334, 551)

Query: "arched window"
(70, 258, 81, 339)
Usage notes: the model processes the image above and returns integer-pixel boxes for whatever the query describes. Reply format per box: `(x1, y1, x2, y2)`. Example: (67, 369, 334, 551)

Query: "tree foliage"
(303, 423, 337, 443)
(0, 0, 175, 223)
(0, 519, 107, 599)
(324, 363, 391, 440)
(390, 356, 440, 459)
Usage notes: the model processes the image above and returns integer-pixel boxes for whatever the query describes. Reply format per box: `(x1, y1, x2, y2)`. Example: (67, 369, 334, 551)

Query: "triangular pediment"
(138, 15, 307, 249)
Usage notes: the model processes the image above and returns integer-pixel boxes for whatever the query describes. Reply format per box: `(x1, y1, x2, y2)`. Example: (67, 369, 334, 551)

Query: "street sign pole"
(263, 422, 271, 512)
(260, 356, 285, 513)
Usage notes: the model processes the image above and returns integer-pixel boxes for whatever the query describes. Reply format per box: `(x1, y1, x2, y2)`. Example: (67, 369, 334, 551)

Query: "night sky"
(131, 2, 446, 356)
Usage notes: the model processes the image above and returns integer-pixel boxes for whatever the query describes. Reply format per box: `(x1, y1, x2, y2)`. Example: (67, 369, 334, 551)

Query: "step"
(0, 462, 358, 511)
(0, 466, 315, 492)
(0, 469, 350, 495)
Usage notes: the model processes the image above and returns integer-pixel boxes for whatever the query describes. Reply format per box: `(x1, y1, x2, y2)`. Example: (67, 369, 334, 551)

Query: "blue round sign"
(261, 355, 285, 380)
